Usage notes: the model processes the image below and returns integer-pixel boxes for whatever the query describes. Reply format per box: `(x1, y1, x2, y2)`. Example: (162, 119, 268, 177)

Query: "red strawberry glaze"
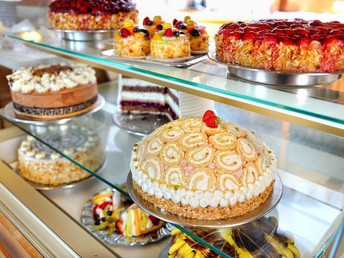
(215, 18, 344, 72)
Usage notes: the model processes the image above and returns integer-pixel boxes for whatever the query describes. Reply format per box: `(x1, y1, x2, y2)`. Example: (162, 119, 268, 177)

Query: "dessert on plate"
(173, 16, 209, 53)
(92, 188, 164, 236)
(215, 18, 344, 72)
(48, 0, 139, 30)
(150, 26, 191, 59)
(18, 124, 104, 186)
(130, 110, 277, 220)
(7, 63, 98, 120)
(114, 20, 150, 57)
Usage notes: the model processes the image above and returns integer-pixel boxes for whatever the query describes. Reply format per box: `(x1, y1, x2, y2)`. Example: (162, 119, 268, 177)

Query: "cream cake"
(130, 111, 277, 220)
(7, 63, 98, 120)
(48, 0, 138, 30)
(18, 124, 104, 186)
(215, 18, 344, 72)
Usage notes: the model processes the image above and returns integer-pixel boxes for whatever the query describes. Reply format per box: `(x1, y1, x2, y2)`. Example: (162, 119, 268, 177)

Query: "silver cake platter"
(3, 94, 105, 126)
(113, 110, 172, 136)
(127, 172, 283, 228)
(52, 29, 117, 41)
(208, 50, 342, 87)
(80, 187, 173, 246)
(101, 49, 208, 68)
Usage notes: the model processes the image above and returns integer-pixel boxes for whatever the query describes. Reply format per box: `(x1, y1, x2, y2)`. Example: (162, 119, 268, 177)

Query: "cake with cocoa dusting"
(7, 63, 98, 120)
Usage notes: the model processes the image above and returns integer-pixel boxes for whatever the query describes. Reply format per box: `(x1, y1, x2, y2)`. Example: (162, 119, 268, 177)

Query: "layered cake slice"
(118, 76, 180, 120)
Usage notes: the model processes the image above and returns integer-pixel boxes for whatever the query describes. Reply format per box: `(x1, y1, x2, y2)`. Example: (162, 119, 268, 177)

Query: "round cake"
(7, 63, 98, 120)
(114, 20, 150, 57)
(130, 110, 277, 220)
(150, 27, 191, 59)
(173, 16, 209, 52)
(18, 124, 105, 186)
(48, 0, 138, 30)
(215, 18, 344, 72)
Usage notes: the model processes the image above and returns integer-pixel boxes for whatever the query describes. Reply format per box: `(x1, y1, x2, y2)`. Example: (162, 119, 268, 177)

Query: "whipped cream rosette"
(130, 111, 277, 220)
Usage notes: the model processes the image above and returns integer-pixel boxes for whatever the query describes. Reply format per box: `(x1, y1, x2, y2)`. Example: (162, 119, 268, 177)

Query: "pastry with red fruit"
(150, 24, 191, 59)
(48, 0, 139, 30)
(91, 188, 165, 237)
(114, 20, 150, 57)
(173, 16, 209, 52)
(215, 18, 344, 72)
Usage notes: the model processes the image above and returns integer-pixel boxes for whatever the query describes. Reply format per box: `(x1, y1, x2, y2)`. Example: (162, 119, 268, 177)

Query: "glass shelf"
(5, 30, 344, 137)
(0, 81, 343, 257)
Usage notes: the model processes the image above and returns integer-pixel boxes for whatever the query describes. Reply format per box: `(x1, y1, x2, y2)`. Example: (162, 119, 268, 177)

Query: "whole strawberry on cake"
(130, 110, 277, 220)
(114, 20, 150, 57)
(48, 0, 138, 30)
(173, 16, 209, 53)
(215, 18, 344, 72)
(150, 24, 191, 59)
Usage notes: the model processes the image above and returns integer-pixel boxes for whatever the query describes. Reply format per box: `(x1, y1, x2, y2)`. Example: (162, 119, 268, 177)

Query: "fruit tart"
(173, 16, 209, 53)
(114, 20, 151, 57)
(150, 25, 191, 59)
(48, 0, 139, 30)
(215, 18, 344, 72)
(91, 188, 165, 237)
(116, 203, 165, 237)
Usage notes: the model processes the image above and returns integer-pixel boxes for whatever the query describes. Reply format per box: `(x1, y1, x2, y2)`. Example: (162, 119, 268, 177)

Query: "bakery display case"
(1, 3, 344, 257)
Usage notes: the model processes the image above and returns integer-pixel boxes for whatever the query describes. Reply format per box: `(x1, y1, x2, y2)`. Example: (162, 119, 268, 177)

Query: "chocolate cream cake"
(7, 63, 98, 120)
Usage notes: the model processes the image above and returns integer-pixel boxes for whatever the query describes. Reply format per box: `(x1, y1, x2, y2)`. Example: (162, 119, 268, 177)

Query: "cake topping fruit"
(202, 110, 219, 128)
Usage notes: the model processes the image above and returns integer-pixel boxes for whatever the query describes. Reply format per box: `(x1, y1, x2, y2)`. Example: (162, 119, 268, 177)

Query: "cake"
(118, 76, 180, 120)
(130, 110, 277, 220)
(7, 63, 98, 120)
(215, 18, 344, 72)
(173, 16, 209, 52)
(150, 27, 191, 59)
(18, 124, 105, 186)
(48, 0, 138, 30)
(92, 188, 164, 236)
(114, 20, 150, 57)
(168, 216, 300, 257)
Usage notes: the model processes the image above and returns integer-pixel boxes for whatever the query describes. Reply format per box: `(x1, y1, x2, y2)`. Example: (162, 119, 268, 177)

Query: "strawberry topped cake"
(130, 110, 277, 220)
(173, 16, 209, 53)
(114, 20, 150, 57)
(48, 0, 138, 30)
(215, 18, 344, 72)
